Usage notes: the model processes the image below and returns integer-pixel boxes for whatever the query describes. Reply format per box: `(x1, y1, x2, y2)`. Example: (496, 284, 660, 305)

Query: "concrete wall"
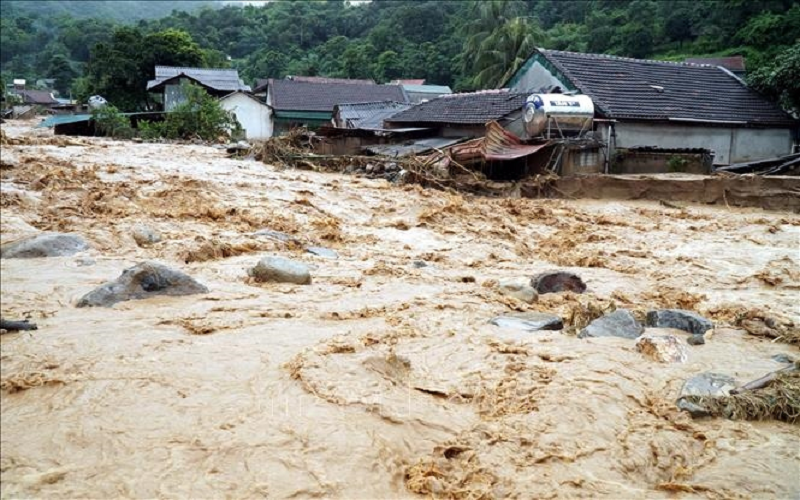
(613, 122, 793, 165)
(220, 93, 272, 140)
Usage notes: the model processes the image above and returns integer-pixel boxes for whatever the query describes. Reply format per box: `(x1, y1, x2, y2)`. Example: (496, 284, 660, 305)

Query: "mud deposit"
(2, 122, 799, 498)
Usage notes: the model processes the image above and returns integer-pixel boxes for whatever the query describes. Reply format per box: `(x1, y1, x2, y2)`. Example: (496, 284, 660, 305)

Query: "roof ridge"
(155, 65, 238, 72)
(539, 48, 723, 69)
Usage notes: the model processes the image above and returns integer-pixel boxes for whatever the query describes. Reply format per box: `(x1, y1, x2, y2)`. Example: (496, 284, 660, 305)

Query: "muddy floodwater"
(1, 122, 799, 499)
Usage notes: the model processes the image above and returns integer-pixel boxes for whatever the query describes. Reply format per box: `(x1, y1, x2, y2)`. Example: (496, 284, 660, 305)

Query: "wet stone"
(646, 309, 713, 336)
(636, 333, 688, 363)
(75, 256, 96, 267)
(306, 246, 338, 259)
(578, 309, 643, 339)
(412, 260, 428, 268)
(249, 256, 311, 285)
(687, 334, 705, 345)
(772, 354, 795, 364)
(676, 372, 738, 417)
(1, 232, 89, 259)
(77, 261, 209, 308)
(253, 229, 300, 244)
(490, 313, 563, 331)
(531, 271, 586, 294)
(498, 279, 538, 304)
(132, 224, 162, 247)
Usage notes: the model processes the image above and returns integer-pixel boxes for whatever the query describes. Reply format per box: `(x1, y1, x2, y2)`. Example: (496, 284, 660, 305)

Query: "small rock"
(386, 162, 398, 172)
(636, 333, 688, 363)
(132, 224, 162, 247)
(77, 262, 208, 307)
(772, 353, 795, 364)
(531, 271, 586, 294)
(498, 279, 538, 304)
(0, 318, 38, 332)
(578, 309, 643, 339)
(646, 309, 713, 336)
(412, 260, 428, 268)
(365, 164, 375, 174)
(253, 229, 300, 244)
(248, 256, 311, 285)
(676, 372, 738, 417)
(687, 334, 705, 345)
(306, 246, 338, 259)
(1, 232, 90, 259)
(374, 164, 385, 174)
(75, 256, 96, 267)
(490, 313, 563, 331)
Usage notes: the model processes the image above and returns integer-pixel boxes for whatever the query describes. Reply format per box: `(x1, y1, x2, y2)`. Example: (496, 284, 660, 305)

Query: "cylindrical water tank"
(523, 94, 594, 137)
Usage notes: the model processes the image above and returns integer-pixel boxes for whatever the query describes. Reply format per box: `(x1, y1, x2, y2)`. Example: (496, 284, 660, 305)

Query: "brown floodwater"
(1, 122, 799, 499)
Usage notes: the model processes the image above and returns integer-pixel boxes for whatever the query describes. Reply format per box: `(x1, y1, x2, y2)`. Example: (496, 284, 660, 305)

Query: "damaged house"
(259, 78, 408, 135)
(147, 66, 251, 111)
(504, 49, 798, 167)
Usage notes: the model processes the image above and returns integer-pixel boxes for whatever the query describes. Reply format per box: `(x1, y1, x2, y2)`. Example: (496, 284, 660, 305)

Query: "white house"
(219, 91, 272, 140)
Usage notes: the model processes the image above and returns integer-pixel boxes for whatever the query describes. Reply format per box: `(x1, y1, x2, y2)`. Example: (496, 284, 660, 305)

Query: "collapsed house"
(504, 49, 798, 167)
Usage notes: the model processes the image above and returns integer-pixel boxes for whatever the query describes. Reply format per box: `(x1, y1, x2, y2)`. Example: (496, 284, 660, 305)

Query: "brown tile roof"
(269, 79, 407, 112)
(386, 90, 528, 125)
(538, 49, 793, 127)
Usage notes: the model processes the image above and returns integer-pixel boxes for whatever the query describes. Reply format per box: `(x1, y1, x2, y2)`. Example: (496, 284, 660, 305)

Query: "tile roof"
(147, 66, 251, 92)
(269, 79, 408, 112)
(537, 49, 794, 127)
(684, 56, 746, 72)
(386, 90, 529, 125)
(402, 84, 453, 94)
(288, 76, 376, 85)
(18, 89, 58, 105)
(333, 101, 411, 129)
(391, 79, 426, 85)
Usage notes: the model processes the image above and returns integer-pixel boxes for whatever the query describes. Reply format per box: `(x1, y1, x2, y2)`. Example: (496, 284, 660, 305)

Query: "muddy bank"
(2, 123, 799, 498)
(524, 173, 800, 212)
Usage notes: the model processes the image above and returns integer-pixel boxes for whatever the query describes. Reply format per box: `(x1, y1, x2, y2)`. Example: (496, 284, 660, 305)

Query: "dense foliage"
(139, 83, 239, 140)
(1, 0, 798, 113)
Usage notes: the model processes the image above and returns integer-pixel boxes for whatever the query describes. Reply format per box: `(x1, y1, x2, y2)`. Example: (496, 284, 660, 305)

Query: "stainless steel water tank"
(523, 94, 594, 137)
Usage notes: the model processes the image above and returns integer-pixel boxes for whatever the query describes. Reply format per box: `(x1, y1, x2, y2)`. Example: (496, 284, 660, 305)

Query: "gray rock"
(306, 246, 338, 259)
(0, 318, 38, 332)
(676, 372, 738, 417)
(646, 309, 713, 336)
(75, 256, 96, 267)
(1, 232, 89, 259)
(498, 279, 538, 304)
(253, 229, 300, 244)
(490, 312, 563, 331)
(248, 256, 311, 285)
(578, 309, 643, 339)
(412, 260, 428, 268)
(132, 224, 162, 247)
(77, 262, 208, 308)
(772, 353, 795, 364)
(531, 271, 586, 294)
(687, 334, 705, 345)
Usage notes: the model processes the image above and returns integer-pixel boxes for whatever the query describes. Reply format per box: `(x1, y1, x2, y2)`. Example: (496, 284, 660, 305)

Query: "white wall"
(220, 93, 272, 140)
(613, 122, 793, 165)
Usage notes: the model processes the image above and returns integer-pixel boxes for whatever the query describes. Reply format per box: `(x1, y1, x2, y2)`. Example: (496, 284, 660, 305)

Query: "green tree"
(47, 54, 77, 95)
(467, 16, 545, 89)
(748, 42, 800, 116)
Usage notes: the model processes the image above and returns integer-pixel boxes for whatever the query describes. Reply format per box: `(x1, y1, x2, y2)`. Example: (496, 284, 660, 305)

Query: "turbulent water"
(1, 122, 799, 498)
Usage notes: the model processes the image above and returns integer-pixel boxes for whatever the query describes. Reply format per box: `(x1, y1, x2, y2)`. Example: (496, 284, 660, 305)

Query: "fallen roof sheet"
(715, 153, 800, 175)
(482, 120, 550, 161)
(364, 137, 464, 157)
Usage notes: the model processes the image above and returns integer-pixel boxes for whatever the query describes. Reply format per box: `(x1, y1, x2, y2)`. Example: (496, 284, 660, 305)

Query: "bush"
(143, 82, 238, 141)
(92, 105, 135, 139)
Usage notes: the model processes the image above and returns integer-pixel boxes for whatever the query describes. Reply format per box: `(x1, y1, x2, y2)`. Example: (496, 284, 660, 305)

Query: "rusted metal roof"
(482, 120, 550, 161)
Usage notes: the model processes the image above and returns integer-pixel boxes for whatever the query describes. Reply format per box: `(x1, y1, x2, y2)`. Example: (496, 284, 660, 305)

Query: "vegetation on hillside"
(1, 0, 797, 114)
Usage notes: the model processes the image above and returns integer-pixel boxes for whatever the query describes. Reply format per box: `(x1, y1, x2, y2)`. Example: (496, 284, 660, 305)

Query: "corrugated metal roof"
(334, 101, 410, 129)
(364, 137, 464, 157)
(147, 66, 251, 92)
(39, 114, 92, 127)
(482, 120, 550, 160)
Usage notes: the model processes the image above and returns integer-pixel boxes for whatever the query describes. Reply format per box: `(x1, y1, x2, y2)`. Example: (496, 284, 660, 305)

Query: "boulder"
(498, 279, 538, 304)
(0, 318, 38, 332)
(77, 262, 208, 308)
(248, 256, 311, 285)
(578, 309, 643, 339)
(646, 309, 713, 336)
(490, 312, 563, 331)
(132, 224, 162, 247)
(306, 246, 338, 259)
(531, 271, 586, 294)
(676, 372, 738, 417)
(1, 232, 89, 259)
(636, 333, 688, 363)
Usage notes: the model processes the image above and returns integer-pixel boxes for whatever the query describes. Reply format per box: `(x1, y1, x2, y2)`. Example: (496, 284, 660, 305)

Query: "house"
(219, 91, 272, 140)
(17, 89, 59, 108)
(384, 90, 529, 138)
(332, 101, 410, 129)
(264, 79, 408, 134)
(147, 66, 251, 111)
(400, 84, 453, 104)
(504, 48, 797, 165)
(684, 56, 746, 78)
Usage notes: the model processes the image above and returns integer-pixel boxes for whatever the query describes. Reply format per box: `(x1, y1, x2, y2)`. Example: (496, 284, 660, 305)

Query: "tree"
(47, 54, 77, 95)
(748, 42, 800, 116)
(467, 16, 545, 89)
